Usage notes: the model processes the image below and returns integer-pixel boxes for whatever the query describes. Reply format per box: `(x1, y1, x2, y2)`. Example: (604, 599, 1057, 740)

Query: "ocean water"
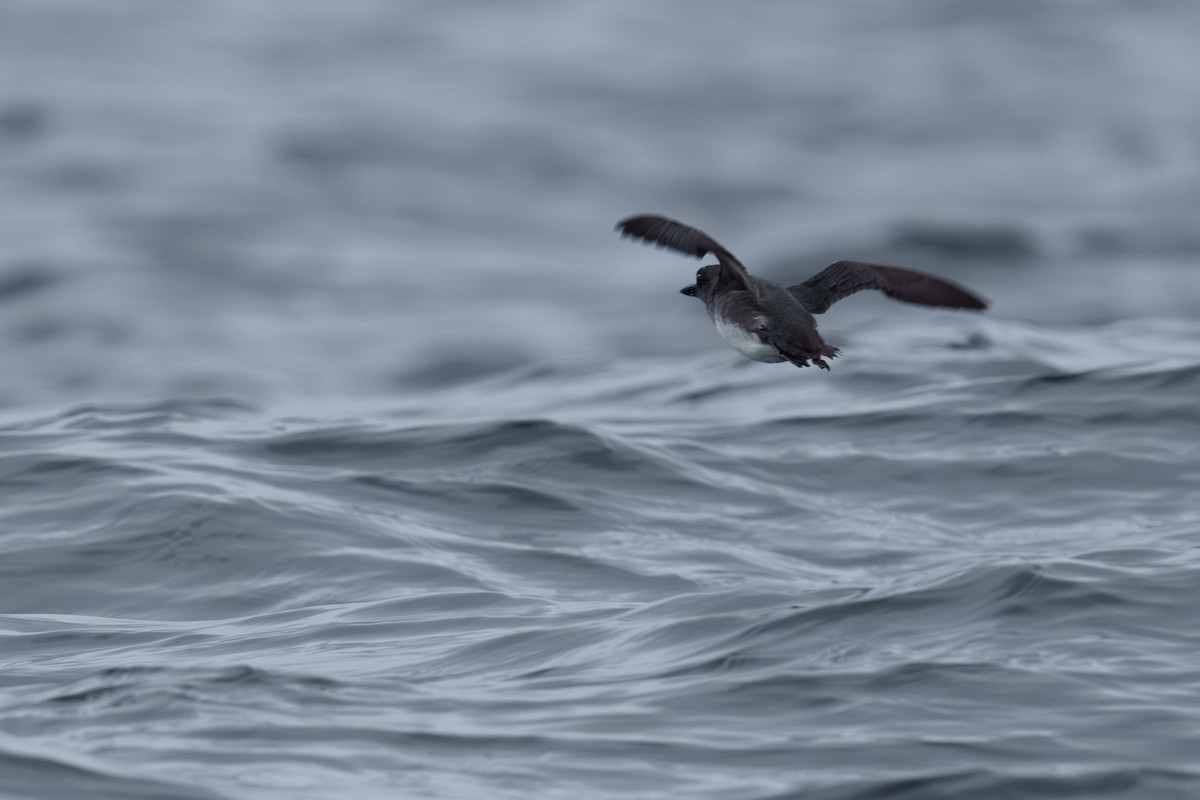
(3, 2, 1200, 798)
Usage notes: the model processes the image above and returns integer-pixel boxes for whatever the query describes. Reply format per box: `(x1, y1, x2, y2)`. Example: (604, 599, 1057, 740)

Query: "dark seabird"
(616, 214, 988, 370)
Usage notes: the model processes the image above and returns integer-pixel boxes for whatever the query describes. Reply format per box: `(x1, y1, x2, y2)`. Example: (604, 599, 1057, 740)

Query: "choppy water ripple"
(3, 316, 1200, 798)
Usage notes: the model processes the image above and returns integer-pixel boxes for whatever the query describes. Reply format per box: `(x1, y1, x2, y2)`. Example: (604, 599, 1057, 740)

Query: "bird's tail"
(783, 340, 840, 371)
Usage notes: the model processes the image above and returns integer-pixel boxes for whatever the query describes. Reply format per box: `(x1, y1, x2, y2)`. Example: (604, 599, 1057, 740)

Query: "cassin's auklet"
(616, 214, 988, 370)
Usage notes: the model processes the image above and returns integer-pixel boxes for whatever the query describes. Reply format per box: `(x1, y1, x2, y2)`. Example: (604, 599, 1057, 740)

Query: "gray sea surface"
(3, 2, 1200, 798)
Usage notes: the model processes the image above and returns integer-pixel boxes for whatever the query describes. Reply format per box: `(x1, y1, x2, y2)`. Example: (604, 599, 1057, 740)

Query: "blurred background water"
(2, 1, 1200, 798)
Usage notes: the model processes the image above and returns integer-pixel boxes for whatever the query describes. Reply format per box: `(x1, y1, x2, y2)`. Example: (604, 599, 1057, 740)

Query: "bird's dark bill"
(680, 284, 697, 297)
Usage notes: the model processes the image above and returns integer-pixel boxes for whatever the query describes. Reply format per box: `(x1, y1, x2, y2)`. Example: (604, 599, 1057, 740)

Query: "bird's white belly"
(714, 317, 784, 363)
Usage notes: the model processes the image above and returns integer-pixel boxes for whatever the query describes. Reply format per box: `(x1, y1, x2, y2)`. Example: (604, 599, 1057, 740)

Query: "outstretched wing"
(790, 261, 988, 314)
(617, 215, 755, 295)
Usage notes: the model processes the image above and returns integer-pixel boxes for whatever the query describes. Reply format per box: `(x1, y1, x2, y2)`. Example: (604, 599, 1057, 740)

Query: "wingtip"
(938, 276, 989, 311)
(614, 213, 720, 262)
(615, 213, 656, 232)
(961, 293, 990, 311)
(945, 297, 989, 312)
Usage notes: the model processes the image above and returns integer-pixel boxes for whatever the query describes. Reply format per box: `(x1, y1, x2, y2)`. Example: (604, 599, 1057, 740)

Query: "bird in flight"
(616, 214, 988, 370)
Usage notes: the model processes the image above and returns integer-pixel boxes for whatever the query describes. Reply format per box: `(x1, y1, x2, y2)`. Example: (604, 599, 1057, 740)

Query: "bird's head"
(680, 265, 719, 299)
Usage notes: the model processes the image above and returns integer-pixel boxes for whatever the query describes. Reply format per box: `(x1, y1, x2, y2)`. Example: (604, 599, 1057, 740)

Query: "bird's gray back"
(749, 276, 818, 330)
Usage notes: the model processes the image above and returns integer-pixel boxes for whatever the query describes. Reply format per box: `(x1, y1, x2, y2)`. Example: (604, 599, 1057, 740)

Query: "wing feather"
(617, 215, 755, 295)
(790, 261, 987, 314)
